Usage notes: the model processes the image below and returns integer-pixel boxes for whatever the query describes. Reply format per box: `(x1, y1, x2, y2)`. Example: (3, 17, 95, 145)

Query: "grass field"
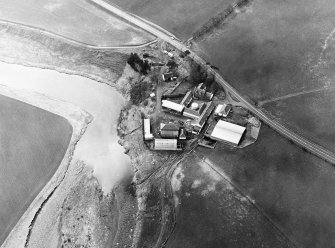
(166, 153, 292, 248)
(108, 0, 236, 40)
(0, 95, 72, 245)
(0, 0, 154, 46)
(196, 125, 335, 248)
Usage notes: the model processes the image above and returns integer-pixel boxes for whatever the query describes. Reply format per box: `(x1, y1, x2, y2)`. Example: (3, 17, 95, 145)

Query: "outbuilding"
(143, 118, 154, 141)
(154, 139, 182, 151)
(160, 123, 180, 138)
(214, 103, 232, 117)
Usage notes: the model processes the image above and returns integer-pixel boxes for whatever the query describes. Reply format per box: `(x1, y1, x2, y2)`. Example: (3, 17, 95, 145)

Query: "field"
(263, 88, 335, 152)
(0, 0, 154, 46)
(196, 125, 335, 248)
(195, 0, 335, 152)
(0, 95, 72, 245)
(108, 0, 236, 40)
(166, 153, 292, 248)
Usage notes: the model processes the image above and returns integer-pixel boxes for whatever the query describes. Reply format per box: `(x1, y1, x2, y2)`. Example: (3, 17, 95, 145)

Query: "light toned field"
(0, 94, 72, 245)
(0, 0, 154, 46)
(108, 0, 236, 39)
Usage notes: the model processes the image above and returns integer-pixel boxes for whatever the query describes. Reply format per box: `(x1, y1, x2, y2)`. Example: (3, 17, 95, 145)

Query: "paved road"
(89, 0, 335, 165)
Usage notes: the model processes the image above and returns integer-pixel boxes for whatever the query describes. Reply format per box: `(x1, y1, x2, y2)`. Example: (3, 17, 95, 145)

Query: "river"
(0, 61, 132, 193)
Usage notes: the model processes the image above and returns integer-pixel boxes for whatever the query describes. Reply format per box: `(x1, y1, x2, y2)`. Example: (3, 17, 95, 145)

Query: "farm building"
(183, 103, 206, 119)
(162, 100, 185, 114)
(154, 139, 182, 151)
(143, 118, 154, 141)
(194, 83, 213, 101)
(207, 120, 246, 146)
(179, 128, 187, 140)
(214, 103, 232, 117)
(160, 123, 180, 138)
(191, 101, 215, 134)
(162, 72, 177, 82)
(180, 91, 193, 107)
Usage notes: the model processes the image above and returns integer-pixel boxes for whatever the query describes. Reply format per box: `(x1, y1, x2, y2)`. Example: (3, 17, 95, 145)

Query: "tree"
(127, 53, 151, 75)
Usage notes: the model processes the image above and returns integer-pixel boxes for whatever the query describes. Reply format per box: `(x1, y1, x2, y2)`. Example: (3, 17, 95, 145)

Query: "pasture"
(0, 0, 154, 46)
(197, 0, 335, 152)
(108, 0, 236, 40)
(196, 125, 335, 248)
(0, 95, 72, 245)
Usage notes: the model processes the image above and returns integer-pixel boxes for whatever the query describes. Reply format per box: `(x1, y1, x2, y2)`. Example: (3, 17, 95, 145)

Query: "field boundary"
(0, 19, 157, 50)
(0, 84, 92, 248)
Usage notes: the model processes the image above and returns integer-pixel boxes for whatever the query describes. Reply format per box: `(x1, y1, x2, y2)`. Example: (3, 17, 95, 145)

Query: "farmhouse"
(162, 100, 184, 114)
(214, 103, 232, 117)
(208, 120, 246, 146)
(154, 139, 182, 151)
(160, 123, 180, 138)
(143, 118, 154, 141)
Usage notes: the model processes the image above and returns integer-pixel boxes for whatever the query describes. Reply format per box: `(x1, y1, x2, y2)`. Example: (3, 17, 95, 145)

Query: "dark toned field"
(0, 0, 154, 46)
(108, 0, 236, 40)
(166, 153, 293, 248)
(196, 0, 335, 151)
(263, 88, 335, 152)
(196, 125, 335, 248)
(0, 95, 72, 245)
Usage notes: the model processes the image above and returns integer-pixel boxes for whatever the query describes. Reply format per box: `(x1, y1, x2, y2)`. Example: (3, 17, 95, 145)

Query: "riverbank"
(0, 19, 144, 247)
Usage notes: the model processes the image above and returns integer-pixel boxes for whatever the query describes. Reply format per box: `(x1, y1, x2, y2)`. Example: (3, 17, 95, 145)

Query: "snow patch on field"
(171, 165, 185, 208)
(191, 179, 202, 189)
(171, 166, 185, 192)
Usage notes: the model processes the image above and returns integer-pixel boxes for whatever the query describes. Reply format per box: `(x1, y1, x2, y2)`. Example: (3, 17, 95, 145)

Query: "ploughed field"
(0, 95, 72, 245)
(108, 0, 236, 40)
(0, 0, 154, 46)
(166, 152, 292, 248)
(196, 0, 335, 151)
(196, 126, 335, 248)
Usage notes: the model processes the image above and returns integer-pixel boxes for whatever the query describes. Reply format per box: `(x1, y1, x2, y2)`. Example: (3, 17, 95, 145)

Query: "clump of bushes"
(127, 53, 151, 75)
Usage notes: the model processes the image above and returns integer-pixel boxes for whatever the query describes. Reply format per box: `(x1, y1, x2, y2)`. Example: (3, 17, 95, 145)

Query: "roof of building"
(210, 120, 246, 145)
(214, 103, 232, 117)
(183, 108, 201, 119)
(180, 91, 193, 106)
(162, 100, 185, 113)
(160, 123, 180, 132)
(154, 139, 178, 150)
(192, 101, 214, 128)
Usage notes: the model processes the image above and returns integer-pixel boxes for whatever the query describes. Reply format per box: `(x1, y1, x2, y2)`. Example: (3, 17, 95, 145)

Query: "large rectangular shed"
(209, 120, 246, 146)
(162, 100, 185, 114)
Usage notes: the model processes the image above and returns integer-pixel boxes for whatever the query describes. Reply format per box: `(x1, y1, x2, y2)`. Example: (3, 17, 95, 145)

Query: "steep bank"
(0, 21, 143, 248)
